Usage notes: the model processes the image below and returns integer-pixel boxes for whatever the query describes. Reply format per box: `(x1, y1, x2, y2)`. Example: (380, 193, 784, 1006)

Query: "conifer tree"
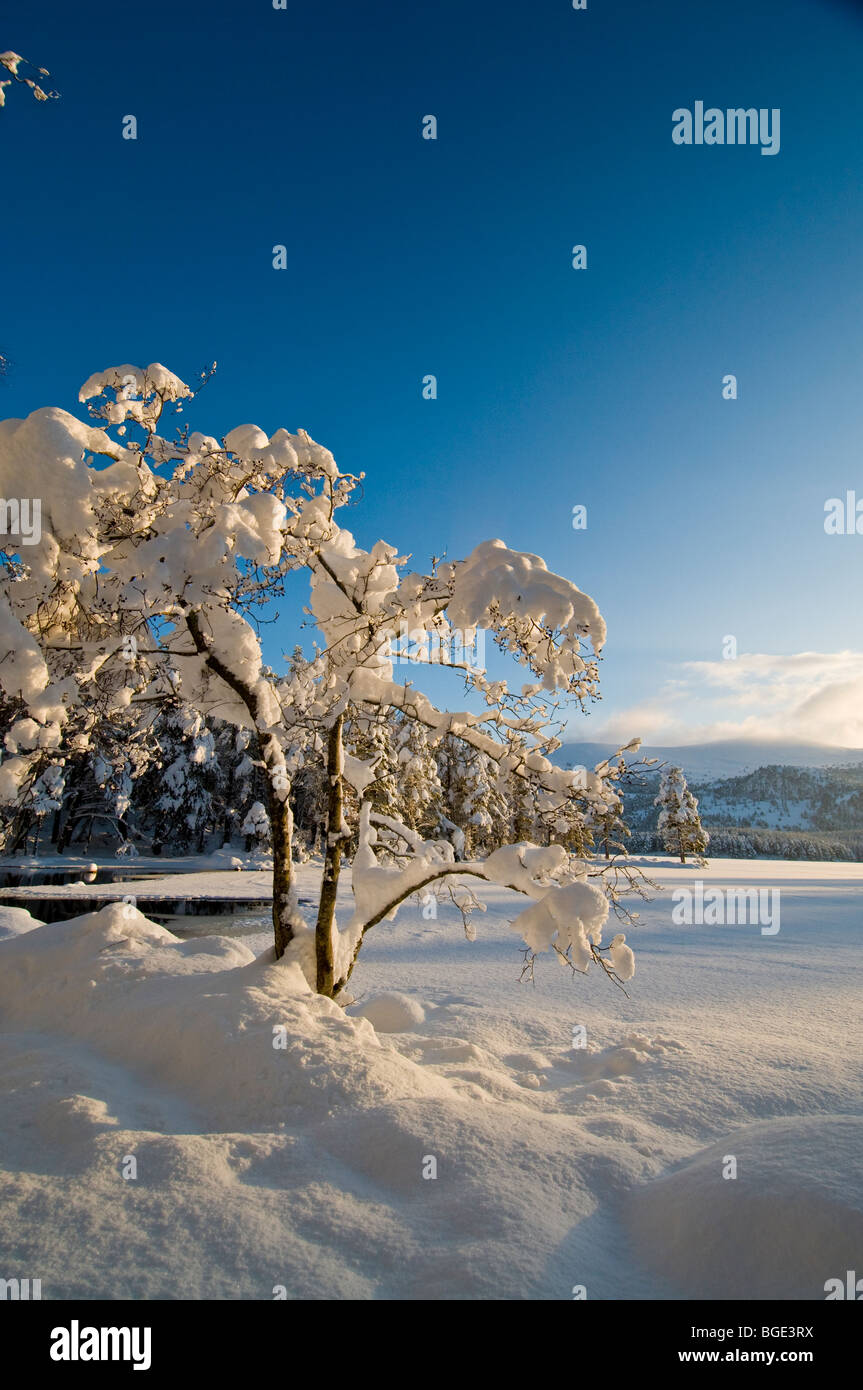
(655, 765, 709, 863)
(141, 706, 219, 854)
(441, 741, 509, 858)
(393, 715, 442, 835)
(345, 709, 402, 822)
(241, 799, 271, 851)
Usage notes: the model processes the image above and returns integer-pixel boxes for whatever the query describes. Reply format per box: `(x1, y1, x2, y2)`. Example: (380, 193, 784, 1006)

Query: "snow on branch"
(0, 51, 59, 107)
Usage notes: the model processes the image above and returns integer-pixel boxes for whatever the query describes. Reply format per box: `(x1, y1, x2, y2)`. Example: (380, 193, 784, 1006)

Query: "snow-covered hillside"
(556, 739, 863, 782)
(1, 858, 860, 1300)
(576, 761, 863, 859)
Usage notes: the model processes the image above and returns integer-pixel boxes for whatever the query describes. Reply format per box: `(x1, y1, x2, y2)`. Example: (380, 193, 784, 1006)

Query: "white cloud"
(592, 651, 863, 749)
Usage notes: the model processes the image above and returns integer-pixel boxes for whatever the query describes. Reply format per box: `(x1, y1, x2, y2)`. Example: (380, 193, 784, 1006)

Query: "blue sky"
(2, 0, 863, 747)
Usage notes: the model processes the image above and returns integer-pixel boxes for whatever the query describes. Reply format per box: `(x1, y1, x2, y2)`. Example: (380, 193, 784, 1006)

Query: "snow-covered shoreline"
(3, 851, 861, 900)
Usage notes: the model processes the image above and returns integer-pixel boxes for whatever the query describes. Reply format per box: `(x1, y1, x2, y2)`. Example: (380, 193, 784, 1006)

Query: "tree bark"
(268, 775, 295, 959)
(315, 713, 345, 998)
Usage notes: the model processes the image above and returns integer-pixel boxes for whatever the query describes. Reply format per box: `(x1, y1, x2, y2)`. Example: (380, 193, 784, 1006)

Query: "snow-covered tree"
(655, 765, 709, 863)
(439, 734, 508, 858)
(592, 791, 627, 861)
(139, 705, 219, 854)
(210, 724, 269, 850)
(345, 708, 402, 822)
(507, 759, 540, 845)
(241, 800, 271, 851)
(393, 715, 442, 835)
(587, 742, 655, 860)
(0, 360, 646, 997)
(0, 694, 64, 852)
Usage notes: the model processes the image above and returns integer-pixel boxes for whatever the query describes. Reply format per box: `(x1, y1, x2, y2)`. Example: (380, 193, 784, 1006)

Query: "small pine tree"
(141, 706, 220, 854)
(241, 800, 271, 852)
(226, 727, 260, 841)
(507, 767, 539, 845)
(394, 716, 442, 835)
(346, 710, 402, 822)
(655, 765, 709, 863)
(440, 741, 508, 858)
(547, 794, 596, 859)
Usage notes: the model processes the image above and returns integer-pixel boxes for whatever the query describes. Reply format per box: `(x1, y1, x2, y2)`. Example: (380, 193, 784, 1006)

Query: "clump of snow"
(0, 601, 50, 706)
(0, 905, 43, 940)
(196, 848, 248, 870)
(443, 538, 606, 692)
(608, 933, 636, 982)
(509, 879, 610, 971)
(79, 363, 192, 431)
(241, 801, 270, 841)
(350, 993, 427, 1033)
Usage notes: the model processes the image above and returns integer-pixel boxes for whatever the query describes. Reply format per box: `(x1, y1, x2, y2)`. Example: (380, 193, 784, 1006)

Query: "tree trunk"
(679, 828, 686, 864)
(182, 609, 297, 960)
(10, 810, 32, 855)
(57, 790, 80, 852)
(269, 786, 295, 959)
(315, 714, 345, 998)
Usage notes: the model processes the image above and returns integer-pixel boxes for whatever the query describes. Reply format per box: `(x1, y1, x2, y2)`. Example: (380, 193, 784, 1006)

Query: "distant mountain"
(552, 742, 863, 849)
(553, 739, 863, 781)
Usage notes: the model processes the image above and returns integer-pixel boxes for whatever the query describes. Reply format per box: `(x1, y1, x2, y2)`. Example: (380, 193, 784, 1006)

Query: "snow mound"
(623, 1114, 863, 1299)
(0, 903, 455, 1131)
(351, 993, 426, 1033)
(0, 905, 43, 940)
(195, 849, 248, 870)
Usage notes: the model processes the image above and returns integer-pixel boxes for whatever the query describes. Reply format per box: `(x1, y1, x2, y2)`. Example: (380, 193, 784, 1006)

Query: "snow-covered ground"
(0, 856, 860, 1300)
